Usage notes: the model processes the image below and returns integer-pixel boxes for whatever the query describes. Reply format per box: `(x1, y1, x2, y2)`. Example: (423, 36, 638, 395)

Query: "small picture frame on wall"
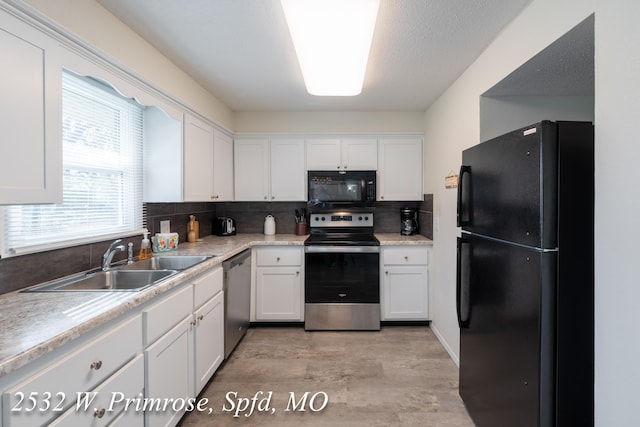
(445, 172, 459, 189)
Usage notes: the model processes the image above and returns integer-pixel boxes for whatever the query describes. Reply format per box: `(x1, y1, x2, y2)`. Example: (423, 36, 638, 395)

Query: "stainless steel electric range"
(304, 211, 380, 331)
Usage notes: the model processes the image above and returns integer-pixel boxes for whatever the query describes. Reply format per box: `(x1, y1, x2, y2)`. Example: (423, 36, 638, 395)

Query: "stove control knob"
(358, 216, 363, 221)
(364, 216, 369, 221)
(314, 216, 320, 221)
(321, 216, 326, 221)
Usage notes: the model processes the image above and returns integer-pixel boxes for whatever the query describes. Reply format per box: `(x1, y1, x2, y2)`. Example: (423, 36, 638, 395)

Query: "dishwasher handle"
(223, 249, 251, 270)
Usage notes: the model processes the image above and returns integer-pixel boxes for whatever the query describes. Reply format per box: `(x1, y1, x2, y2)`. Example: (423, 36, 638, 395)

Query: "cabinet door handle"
(94, 408, 106, 419)
(90, 361, 102, 370)
(338, 293, 347, 298)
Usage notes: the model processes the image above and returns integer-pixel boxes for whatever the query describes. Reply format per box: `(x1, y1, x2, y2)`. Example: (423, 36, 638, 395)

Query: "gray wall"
(479, 95, 594, 142)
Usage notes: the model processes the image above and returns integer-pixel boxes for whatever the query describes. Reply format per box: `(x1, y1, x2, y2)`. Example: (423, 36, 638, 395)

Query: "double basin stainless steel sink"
(24, 255, 212, 292)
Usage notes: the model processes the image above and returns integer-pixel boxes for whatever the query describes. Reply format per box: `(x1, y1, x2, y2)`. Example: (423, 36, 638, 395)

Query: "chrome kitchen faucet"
(102, 239, 125, 271)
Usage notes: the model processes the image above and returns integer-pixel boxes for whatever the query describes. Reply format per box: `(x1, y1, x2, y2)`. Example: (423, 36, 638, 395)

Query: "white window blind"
(2, 70, 144, 255)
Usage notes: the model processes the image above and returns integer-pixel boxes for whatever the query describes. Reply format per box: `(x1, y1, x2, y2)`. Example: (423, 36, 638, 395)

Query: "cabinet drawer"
(383, 247, 428, 265)
(143, 284, 192, 346)
(194, 267, 222, 309)
(49, 354, 144, 427)
(255, 247, 301, 266)
(2, 315, 142, 427)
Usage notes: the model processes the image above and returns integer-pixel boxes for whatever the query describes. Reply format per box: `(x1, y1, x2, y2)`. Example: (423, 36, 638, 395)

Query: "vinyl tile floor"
(179, 325, 475, 427)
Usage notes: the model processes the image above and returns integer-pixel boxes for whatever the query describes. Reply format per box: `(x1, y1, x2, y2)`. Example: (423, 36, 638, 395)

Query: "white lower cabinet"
(1, 315, 143, 427)
(143, 266, 224, 427)
(381, 246, 429, 320)
(0, 265, 225, 427)
(254, 247, 303, 321)
(145, 315, 194, 427)
(194, 289, 224, 394)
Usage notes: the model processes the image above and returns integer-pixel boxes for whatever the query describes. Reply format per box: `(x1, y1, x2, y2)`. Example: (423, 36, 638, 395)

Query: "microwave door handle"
(456, 237, 471, 329)
(457, 165, 471, 227)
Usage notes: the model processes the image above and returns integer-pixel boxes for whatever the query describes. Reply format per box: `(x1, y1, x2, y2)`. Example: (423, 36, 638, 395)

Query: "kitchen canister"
(264, 215, 276, 235)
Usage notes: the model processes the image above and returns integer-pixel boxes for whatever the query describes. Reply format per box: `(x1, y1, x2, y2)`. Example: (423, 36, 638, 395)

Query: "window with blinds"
(2, 70, 144, 256)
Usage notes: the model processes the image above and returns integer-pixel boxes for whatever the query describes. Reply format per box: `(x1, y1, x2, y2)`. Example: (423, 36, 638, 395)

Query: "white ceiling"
(97, 0, 533, 112)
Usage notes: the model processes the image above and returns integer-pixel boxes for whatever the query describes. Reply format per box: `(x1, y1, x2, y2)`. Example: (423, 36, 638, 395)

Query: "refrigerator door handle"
(457, 165, 471, 227)
(456, 236, 471, 328)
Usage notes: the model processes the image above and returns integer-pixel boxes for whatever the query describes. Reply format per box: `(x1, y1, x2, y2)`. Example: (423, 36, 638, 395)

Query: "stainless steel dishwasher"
(222, 249, 251, 358)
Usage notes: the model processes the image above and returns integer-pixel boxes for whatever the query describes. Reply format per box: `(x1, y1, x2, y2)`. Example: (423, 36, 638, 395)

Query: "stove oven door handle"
(304, 246, 380, 254)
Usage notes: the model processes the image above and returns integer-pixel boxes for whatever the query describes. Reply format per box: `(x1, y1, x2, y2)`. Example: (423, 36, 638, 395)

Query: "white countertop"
(376, 233, 434, 245)
(0, 233, 431, 377)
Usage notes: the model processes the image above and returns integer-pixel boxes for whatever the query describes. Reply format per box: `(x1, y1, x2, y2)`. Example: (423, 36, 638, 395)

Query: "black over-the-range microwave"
(307, 170, 376, 209)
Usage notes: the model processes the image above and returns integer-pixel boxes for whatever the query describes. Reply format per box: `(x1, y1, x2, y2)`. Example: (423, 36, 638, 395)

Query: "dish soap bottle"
(139, 229, 152, 260)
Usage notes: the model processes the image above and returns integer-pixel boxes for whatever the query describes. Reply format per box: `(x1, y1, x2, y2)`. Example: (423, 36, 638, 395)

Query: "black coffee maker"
(400, 207, 419, 236)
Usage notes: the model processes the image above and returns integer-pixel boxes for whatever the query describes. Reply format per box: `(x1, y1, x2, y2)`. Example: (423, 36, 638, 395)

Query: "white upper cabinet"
(306, 138, 341, 170)
(270, 138, 306, 201)
(183, 115, 234, 202)
(212, 129, 234, 201)
(234, 138, 270, 201)
(378, 137, 424, 201)
(341, 138, 378, 170)
(235, 138, 305, 201)
(306, 138, 377, 171)
(183, 114, 215, 201)
(0, 9, 62, 204)
(144, 112, 233, 202)
(143, 107, 183, 202)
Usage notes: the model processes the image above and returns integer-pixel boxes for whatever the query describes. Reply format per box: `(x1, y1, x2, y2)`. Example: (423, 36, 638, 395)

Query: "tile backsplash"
(0, 195, 433, 295)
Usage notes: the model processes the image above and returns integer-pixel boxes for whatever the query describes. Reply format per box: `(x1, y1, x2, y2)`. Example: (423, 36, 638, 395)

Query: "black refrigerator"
(456, 121, 594, 427)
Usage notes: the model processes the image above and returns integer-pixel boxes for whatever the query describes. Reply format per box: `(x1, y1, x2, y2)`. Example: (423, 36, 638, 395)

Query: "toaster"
(213, 216, 236, 236)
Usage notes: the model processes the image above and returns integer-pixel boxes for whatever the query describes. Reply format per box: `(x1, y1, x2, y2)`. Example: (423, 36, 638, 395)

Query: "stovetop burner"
(305, 233, 379, 246)
(305, 211, 379, 246)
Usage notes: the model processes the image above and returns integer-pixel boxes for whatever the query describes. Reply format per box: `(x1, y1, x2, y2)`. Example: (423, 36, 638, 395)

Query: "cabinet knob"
(264, 196, 268, 200)
(94, 408, 106, 419)
(276, 257, 281, 262)
(385, 271, 389, 275)
(296, 271, 300, 276)
(90, 360, 102, 370)
(190, 319, 197, 326)
(271, 196, 275, 200)
(198, 314, 204, 321)
(404, 256, 409, 261)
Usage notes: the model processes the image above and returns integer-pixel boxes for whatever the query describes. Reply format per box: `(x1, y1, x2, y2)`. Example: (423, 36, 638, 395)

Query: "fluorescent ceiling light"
(280, 0, 380, 96)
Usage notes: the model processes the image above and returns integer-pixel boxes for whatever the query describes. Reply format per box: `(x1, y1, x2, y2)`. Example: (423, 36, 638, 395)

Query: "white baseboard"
(431, 323, 460, 367)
